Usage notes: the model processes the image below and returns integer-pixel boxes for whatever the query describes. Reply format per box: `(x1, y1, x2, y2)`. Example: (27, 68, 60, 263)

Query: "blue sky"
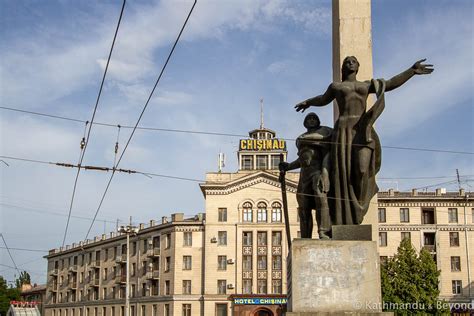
(0, 0, 472, 283)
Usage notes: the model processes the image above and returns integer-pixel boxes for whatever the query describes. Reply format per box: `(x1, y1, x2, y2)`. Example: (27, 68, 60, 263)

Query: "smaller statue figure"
(280, 113, 332, 239)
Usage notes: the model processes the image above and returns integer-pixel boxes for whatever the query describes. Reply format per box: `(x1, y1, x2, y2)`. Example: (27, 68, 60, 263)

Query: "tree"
(0, 275, 20, 315)
(15, 271, 31, 289)
(381, 238, 448, 315)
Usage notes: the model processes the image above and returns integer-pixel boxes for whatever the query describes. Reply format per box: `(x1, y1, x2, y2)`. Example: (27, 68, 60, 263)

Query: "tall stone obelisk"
(332, 0, 378, 241)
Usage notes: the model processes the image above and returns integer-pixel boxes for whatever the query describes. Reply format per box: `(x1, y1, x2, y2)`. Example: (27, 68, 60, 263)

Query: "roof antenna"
(260, 98, 264, 129)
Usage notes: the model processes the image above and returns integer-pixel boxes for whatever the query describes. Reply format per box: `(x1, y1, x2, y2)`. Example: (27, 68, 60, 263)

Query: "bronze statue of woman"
(295, 57, 433, 227)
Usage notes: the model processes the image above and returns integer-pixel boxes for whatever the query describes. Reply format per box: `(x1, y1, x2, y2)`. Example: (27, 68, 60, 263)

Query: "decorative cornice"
(201, 171, 297, 196)
(379, 225, 474, 232)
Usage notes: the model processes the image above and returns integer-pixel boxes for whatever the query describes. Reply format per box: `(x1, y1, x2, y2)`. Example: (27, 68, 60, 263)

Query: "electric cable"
(0, 234, 21, 275)
(83, 0, 197, 241)
(2, 105, 473, 155)
(61, 0, 127, 248)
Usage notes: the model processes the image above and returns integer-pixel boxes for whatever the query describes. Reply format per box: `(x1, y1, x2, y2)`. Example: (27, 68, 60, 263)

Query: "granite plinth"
(332, 225, 373, 241)
(288, 239, 383, 313)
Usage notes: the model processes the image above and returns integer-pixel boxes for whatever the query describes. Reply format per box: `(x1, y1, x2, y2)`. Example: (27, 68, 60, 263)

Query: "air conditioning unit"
(210, 237, 217, 243)
(148, 239, 153, 245)
(227, 284, 234, 289)
(226, 259, 235, 264)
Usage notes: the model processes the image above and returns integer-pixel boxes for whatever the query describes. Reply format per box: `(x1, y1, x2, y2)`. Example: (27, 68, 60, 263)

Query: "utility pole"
(118, 217, 138, 316)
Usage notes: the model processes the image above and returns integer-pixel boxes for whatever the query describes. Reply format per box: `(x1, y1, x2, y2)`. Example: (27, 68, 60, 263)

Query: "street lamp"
(118, 224, 139, 316)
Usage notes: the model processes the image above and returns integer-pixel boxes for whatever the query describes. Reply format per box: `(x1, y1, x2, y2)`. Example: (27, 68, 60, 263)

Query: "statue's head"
(341, 56, 359, 80)
(303, 112, 321, 129)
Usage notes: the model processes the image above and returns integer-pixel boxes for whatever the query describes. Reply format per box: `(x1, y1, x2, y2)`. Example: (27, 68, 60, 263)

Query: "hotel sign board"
(233, 297, 288, 305)
(239, 139, 286, 151)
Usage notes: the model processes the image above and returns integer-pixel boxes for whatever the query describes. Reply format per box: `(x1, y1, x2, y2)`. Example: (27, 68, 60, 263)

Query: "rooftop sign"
(239, 139, 286, 151)
(233, 297, 287, 305)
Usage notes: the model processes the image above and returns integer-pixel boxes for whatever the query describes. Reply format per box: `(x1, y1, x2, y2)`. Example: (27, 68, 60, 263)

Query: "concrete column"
(332, 0, 378, 241)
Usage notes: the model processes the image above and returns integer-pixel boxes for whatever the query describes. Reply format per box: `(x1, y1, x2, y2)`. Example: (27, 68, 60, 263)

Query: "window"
(256, 155, 268, 169)
(422, 208, 435, 224)
(131, 284, 136, 298)
(183, 232, 192, 247)
(379, 232, 387, 247)
(218, 208, 227, 222)
(183, 256, 192, 270)
(165, 257, 171, 272)
(217, 280, 226, 294)
(151, 280, 159, 296)
(165, 280, 170, 295)
(401, 232, 411, 241)
(218, 231, 227, 245)
(271, 202, 282, 222)
(242, 155, 253, 170)
(102, 287, 107, 299)
(272, 256, 282, 270)
(257, 255, 267, 270)
(182, 280, 191, 294)
(272, 231, 282, 246)
(153, 236, 160, 249)
(216, 304, 228, 316)
(164, 305, 170, 316)
(472, 208, 474, 223)
(272, 280, 282, 294)
(270, 155, 281, 170)
(141, 306, 145, 316)
(400, 208, 410, 223)
(243, 256, 252, 271)
(142, 283, 147, 296)
(131, 263, 136, 276)
(378, 208, 386, 223)
(450, 232, 460, 247)
(448, 208, 458, 223)
(257, 279, 267, 294)
(257, 232, 267, 246)
(152, 305, 157, 316)
(451, 256, 461, 271)
(243, 232, 252, 246)
(165, 234, 171, 249)
(218, 256, 227, 271)
(242, 280, 252, 294)
(257, 202, 267, 222)
(243, 202, 253, 222)
(452, 280, 462, 294)
(182, 304, 191, 316)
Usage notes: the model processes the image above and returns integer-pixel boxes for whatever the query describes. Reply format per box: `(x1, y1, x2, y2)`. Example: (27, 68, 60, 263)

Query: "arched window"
(271, 202, 282, 222)
(242, 202, 253, 222)
(257, 202, 267, 222)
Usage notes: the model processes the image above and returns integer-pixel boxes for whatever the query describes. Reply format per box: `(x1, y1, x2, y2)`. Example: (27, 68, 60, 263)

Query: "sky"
(0, 0, 473, 284)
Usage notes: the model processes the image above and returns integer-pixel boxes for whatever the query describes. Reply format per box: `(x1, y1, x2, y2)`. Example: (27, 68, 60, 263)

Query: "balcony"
(147, 247, 160, 257)
(68, 265, 78, 273)
(115, 275, 126, 284)
(89, 260, 100, 269)
(146, 270, 160, 280)
(49, 268, 58, 276)
(423, 245, 436, 253)
(90, 277, 100, 287)
(70, 281, 78, 289)
(115, 255, 126, 263)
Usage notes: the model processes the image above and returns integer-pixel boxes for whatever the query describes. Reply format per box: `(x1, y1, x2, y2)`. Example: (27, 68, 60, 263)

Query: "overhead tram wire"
(0, 246, 48, 253)
(84, 0, 198, 241)
(61, 0, 127, 248)
(2, 105, 474, 156)
(0, 234, 21, 275)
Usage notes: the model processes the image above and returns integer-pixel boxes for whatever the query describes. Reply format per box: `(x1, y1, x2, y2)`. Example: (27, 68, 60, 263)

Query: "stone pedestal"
(287, 239, 391, 315)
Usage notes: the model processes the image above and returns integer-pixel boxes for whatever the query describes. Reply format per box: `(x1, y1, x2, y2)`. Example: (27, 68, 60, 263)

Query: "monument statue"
(294, 56, 433, 229)
(280, 113, 332, 239)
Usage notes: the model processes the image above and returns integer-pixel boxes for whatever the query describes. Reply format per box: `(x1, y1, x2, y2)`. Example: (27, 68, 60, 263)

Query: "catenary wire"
(83, 0, 197, 241)
(0, 234, 21, 275)
(2, 105, 473, 156)
(0, 246, 48, 253)
(61, 0, 127, 248)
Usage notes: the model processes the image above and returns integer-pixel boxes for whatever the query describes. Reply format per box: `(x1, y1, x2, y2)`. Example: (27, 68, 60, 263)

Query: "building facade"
(44, 125, 474, 316)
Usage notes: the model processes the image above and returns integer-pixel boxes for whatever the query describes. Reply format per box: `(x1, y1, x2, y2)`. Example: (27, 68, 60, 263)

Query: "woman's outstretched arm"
(295, 83, 336, 112)
(383, 59, 433, 92)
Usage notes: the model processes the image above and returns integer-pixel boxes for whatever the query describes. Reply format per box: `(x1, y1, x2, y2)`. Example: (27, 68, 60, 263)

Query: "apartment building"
(378, 189, 473, 305)
(44, 123, 473, 315)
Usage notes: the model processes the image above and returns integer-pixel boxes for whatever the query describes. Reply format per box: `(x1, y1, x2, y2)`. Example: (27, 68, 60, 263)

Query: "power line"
(0, 246, 48, 253)
(2, 105, 473, 156)
(0, 234, 21, 275)
(84, 0, 197, 241)
(62, 0, 127, 248)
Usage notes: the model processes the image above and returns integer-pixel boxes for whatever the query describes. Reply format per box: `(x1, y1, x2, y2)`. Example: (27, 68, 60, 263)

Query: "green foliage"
(380, 238, 449, 315)
(15, 271, 31, 289)
(0, 275, 21, 315)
